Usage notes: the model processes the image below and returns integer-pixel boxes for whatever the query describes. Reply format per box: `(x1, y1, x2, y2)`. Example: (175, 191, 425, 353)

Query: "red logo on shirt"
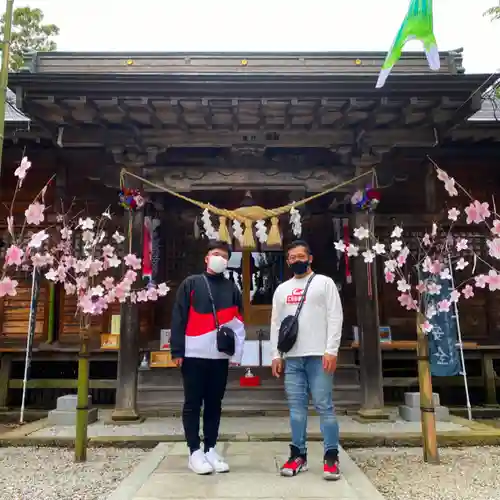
(286, 288, 306, 304)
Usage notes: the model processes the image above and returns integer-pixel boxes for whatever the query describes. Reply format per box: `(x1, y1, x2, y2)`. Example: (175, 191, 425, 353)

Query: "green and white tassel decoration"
(377, 0, 439, 88)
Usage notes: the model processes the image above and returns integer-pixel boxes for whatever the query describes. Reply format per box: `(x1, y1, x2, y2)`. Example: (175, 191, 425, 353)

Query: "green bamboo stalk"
(46, 284, 55, 343)
(0, 0, 15, 174)
(74, 334, 90, 462)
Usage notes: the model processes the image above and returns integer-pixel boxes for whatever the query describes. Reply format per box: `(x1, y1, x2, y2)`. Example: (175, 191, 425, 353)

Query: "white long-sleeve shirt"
(270, 273, 343, 360)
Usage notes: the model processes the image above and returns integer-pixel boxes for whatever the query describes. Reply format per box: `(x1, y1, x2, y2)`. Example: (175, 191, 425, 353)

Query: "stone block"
(48, 407, 98, 426)
(404, 391, 440, 408)
(399, 404, 450, 422)
(56, 394, 92, 411)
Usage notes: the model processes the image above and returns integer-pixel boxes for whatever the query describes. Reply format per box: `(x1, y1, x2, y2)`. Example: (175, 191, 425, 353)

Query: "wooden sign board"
(110, 315, 121, 335)
(150, 350, 177, 368)
(100, 333, 120, 350)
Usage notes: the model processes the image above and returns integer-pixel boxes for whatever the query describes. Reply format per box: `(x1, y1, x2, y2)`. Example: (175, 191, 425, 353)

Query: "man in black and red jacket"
(171, 240, 245, 475)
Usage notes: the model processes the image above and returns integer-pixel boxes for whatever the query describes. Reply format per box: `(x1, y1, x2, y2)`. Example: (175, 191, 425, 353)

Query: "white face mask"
(207, 255, 228, 274)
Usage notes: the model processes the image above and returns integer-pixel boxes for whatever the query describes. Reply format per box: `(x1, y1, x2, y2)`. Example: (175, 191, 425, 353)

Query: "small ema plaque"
(110, 315, 121, 335)
(100, 333, 120, 350)
(379, 326, 392, 343)
(150, 350, 177, 368)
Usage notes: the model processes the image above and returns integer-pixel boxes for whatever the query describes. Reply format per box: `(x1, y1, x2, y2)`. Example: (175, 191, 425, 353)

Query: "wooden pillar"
(354, 212, 386, 418)
(0, 353, 12, 410)
(112, 168, 144, 422)
(483, 354, 498, 406)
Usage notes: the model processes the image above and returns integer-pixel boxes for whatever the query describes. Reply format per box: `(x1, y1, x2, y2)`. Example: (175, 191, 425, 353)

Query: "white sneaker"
(188, 449, 214, 475)
(205, 447, 230, 473)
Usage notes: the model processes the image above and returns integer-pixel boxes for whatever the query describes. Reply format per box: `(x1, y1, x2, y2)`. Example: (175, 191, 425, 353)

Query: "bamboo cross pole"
(0, 0, 15, 175)
(416, 312, 440, 464)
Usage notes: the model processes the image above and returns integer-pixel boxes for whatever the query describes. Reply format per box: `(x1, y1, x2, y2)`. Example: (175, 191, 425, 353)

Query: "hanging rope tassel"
(242, 219, 255, 249)
(218, 216, 231, 244)
(267, 217, 282, 247)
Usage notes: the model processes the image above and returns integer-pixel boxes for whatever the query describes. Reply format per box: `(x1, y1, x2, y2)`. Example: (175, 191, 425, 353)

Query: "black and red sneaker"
(323, 449, 341, 481)
(280, 445, 308, 477)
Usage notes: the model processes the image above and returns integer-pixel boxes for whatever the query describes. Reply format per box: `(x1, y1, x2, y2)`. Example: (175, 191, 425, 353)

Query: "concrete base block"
(56, 394, 92, 411)
(399, 404, 450, 422)
(404, 391, 440, 408)
(48, 407, 98, 426)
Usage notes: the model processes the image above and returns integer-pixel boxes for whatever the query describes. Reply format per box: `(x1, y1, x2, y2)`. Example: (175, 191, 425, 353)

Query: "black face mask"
(290, 260, 309, 275)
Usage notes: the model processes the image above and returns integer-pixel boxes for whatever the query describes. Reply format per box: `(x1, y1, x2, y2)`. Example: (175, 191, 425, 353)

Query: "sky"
(15, 0, 500, 74)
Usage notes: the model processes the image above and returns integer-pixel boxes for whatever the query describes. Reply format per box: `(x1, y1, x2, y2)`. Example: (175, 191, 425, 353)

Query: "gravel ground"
(0, 447, 146, 500)
(350, 447, 500, 500)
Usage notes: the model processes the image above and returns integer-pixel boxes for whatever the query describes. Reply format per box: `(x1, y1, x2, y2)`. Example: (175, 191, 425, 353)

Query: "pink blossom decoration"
(28, 230, 49, 249)
(157, 283, 170, 296)
(487, 238, 500, 260)
(353, 226, 370, 240)
(384, 271, 395, 283)
(124, 254, 142, 270)
(491, 220, 500, 236)
(391, 226, 403, 238)
(391, 240, 403, 253)
(421, 321, 433, 333)
(444, 178, 458, 197)
(474, 274, 488, 289)
(436, 168, 449, 182)
(398, 293, 417, 311)
(346, 245, 359, 257)
(465, 201, 491, 224)
(362, 250, 375, 263)
(462, 285, 474, 299)
(397, 279, 411, 292)
(79, 217, 95, 230)
(385, 260, 397, 272)
(456, 238, 468, 252)
(422, 233, 431, 247)
(487, 270, 500, 292)
(5, 245, 24, 267)
(450, 289, 461, 303)
(334, 240, 346, 252)
(7, 216, 14, 238)
(437, 299, 451, 312)
(0, 277, 18, 297)
(112, 231, 125, 244)
(427, 282, 442, 295)
(447, 208, 460, 222)
(25, 202, 45, 225)
(455, 258, 469, 271)
(416, 281, 426, 294)
(14, 157, 32, 184)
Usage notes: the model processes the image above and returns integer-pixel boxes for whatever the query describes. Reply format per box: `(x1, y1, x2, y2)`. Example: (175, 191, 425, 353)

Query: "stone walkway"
(106, 442, 386, 500)
(31, 413, 464, 438)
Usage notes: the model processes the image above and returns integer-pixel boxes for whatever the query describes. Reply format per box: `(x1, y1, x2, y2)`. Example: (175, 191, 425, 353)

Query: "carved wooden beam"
(231, 99, 240, 132)
(309, 98, 328, 130)
(356, 97, 388, 133)
(284, 99, 298, 130)
(170, 99, 189, 131)
(141, 98, 163, 129)
(257, 99, 267, 129)
(22, 127, 438, 149)
(436, 93, 483, 139)
(78, 96, 110, 128)
(24, 99, 60, 135)
(201, 99, 213, 129)
(50, 98, 81, 127)
(332, 98, 356, 129)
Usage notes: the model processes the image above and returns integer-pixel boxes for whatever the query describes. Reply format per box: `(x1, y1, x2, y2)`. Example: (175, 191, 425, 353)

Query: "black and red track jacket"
(170, 272, 244, 360)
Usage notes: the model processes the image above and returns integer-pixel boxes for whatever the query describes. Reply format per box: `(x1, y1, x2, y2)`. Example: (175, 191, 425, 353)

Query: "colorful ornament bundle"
(119, 188, 145, 211)
(351, 186, 381, 212)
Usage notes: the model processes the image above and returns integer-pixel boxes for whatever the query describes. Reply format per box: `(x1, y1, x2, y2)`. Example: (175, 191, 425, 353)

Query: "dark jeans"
(181, 357, 229, 453)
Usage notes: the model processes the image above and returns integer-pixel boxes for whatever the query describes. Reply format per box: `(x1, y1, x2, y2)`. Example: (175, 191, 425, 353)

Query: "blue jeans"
(284, 356, 339, 455)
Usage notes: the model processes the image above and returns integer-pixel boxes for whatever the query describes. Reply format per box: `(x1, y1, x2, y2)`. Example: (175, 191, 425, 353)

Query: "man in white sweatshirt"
(270, 240, 343, 481)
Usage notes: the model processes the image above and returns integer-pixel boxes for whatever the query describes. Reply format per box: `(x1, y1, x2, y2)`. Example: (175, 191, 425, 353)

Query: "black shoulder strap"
(294, 273, 315, 319)
(201, 274, 220, 331)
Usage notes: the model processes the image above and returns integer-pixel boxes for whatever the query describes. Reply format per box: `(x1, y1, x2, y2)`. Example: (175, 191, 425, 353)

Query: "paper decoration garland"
(377, 0, 439, 88)
(289, 206, 302, 237)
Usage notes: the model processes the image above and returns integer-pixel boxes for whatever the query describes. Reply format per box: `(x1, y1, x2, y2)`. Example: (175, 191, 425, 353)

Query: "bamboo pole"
(0, 0, 15, 174)
(416, 312, 439, 464)
(74, 334, 90, 462)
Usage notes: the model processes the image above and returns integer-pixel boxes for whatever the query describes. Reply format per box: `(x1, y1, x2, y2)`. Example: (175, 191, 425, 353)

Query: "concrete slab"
(48, 407, 98, 426)
(106, 443, 171, 500)
(104, 441, 385, 500)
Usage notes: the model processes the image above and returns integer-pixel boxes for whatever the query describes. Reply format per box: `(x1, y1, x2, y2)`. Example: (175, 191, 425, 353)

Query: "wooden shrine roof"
(7, 50, 499, 152)
(18, 49, 465, 76)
